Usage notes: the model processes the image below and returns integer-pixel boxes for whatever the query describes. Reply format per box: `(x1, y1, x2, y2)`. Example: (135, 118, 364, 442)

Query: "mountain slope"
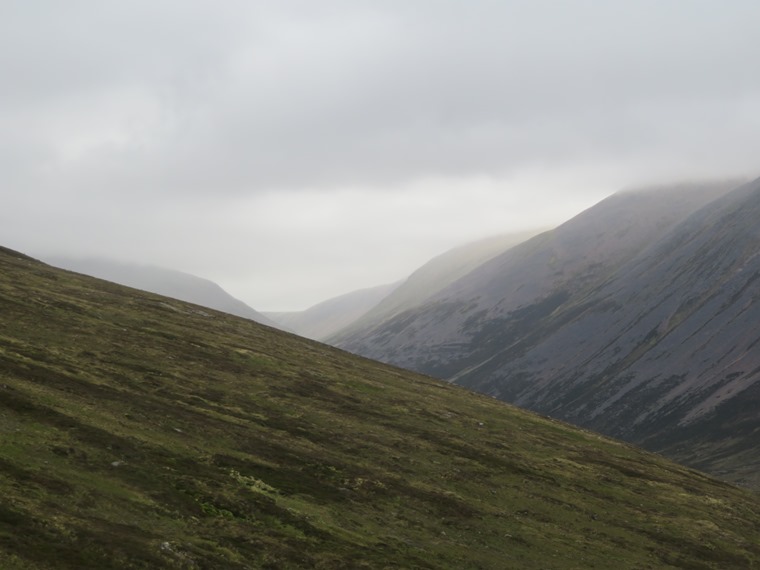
(337, 181, 736, 376)
(330, 230, 541, 343)
(43, 256, 280, 328)
(1, 245, 759, 569)
(265, 281, 400, 341)
(452, 177, 760, 488)
(335, 179, 760, 488)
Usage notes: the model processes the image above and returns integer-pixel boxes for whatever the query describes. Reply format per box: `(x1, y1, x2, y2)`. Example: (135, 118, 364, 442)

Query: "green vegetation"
(1, 246, 759, 569)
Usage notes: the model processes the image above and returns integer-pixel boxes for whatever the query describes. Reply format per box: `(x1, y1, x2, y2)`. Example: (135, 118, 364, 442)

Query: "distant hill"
(336, 179, 760, 487)
(265, 281, 400, 341)
(43, 256, 281, 329)
(2, 245, 759, 568)
(330, 230, 541, 343)
(268, 231, 539, 342)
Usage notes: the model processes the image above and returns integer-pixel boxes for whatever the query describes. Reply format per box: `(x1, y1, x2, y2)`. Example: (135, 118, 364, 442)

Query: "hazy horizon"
(3, 1, 760, 311)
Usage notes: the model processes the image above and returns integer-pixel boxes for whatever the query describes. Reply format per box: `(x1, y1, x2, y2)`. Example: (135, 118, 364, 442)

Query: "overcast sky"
(3, 1, 760, 310)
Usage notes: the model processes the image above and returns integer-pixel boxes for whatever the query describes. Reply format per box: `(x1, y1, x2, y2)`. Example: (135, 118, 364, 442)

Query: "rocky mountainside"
(265, 281, 400, 341)
(44, 256, 281, 329)
(335, 180, 760, 486)
(454, 177, 760, 487)
(337, 181, 736, 375)
(4, 246, 760, 568)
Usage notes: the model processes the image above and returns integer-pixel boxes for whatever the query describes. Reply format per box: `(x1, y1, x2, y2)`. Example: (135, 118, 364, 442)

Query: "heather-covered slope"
(2, 245, 759, 569)
(44, 256, 281, 328)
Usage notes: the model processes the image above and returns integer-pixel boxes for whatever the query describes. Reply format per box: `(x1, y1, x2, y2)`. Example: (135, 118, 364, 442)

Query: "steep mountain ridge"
(335, 179, 759, 487)
(337, 181, 736, 377)
(453, 177, 760, 486)
(2, 246, 760, 568)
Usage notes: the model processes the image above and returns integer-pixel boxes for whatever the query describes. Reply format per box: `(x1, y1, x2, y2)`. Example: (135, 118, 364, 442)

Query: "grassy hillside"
(1, 246, 759, 569)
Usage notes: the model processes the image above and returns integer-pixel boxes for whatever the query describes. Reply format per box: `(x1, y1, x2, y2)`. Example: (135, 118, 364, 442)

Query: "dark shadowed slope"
(43, 256, 281, 329)
(1, 246, 759, 569)
(452, 177, 760, 488)
(265, 281, 400, 341)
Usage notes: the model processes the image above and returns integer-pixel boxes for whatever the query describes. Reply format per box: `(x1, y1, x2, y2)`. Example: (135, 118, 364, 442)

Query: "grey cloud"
(5, 1, 760, 195)
(166, 2, 760, 189)
(2, 1, 760, 308)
